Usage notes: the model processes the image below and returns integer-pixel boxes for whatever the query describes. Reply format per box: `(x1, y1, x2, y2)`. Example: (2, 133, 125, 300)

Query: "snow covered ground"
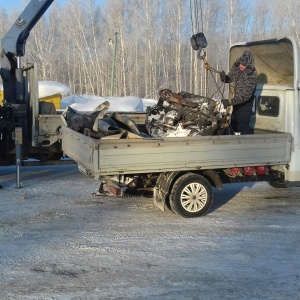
(0, 164, 300, 299)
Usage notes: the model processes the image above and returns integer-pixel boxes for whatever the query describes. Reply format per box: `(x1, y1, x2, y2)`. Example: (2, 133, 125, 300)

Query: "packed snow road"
(0, 164, 299, 299)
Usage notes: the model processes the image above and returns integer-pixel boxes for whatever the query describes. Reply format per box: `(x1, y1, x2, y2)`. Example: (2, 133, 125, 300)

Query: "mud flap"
(153, 186, 166, 211)
(153, 172, 181, 212)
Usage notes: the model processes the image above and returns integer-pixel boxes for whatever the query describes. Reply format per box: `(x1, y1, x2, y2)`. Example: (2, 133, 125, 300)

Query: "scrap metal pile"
(61, 89, 229, 139)
(61, 101, 146, 139)
(145, 89, 228, 137)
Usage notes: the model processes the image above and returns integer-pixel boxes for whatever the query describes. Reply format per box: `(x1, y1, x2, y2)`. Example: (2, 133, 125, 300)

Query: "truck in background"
(0, 0, 63, 165)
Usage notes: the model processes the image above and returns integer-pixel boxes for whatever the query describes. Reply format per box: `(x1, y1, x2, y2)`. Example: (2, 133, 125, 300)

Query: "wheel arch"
(202, 169, 223, 190)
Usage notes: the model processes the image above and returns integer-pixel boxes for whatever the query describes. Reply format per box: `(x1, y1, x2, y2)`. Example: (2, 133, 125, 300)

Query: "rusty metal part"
(159, 89, 199, 108)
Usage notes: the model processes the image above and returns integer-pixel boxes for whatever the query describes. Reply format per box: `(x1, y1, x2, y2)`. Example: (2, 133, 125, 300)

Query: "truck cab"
(230, 37, 300, 185)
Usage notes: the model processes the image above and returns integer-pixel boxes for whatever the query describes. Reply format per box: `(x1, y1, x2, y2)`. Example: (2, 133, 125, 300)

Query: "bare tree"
(3, 0, 300, 101)
(274, 0, 300, 46)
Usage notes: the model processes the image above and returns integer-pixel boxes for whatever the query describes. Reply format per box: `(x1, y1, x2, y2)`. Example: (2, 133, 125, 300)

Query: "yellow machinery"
(0, 89, 61, 109)
(39, 94, 62, 109)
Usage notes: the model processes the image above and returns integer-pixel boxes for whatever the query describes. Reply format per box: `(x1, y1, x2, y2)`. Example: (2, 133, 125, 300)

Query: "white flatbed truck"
(61, 37, 299, 218)
(1, 1, 298, 218)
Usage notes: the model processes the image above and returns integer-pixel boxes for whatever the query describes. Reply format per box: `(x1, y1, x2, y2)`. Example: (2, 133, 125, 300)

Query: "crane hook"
(190, 32, 207, 59)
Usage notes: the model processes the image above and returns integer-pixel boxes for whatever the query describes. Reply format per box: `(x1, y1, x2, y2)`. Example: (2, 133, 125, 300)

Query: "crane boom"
(1, 0, 54, 57)
(1, 0, 54, 104)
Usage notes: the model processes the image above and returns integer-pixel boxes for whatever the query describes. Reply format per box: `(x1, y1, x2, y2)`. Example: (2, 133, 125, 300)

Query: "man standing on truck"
(220, 50, 257, 135)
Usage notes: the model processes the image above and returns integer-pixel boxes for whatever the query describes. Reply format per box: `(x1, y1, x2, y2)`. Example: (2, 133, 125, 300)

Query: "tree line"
(1, 0, 300, 100)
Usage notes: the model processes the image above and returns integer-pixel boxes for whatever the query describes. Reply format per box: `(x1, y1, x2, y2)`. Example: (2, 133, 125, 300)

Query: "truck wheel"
(268, 180, 287, 188)
(169, 173, 213, 218)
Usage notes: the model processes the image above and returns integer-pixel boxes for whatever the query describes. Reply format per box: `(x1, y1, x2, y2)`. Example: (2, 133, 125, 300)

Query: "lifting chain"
(199, 51, 227, 100)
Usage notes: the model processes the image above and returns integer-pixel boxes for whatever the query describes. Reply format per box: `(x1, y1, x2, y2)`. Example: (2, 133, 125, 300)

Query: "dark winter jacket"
(222, 51, 257, 105)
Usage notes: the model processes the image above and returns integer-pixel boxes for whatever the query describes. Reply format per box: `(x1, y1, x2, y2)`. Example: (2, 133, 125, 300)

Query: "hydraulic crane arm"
(1, 0, 54, 58)
(0, 0, 54, 103)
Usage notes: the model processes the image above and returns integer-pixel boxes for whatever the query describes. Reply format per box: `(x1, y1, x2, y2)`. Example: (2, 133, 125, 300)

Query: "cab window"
(257, 96, 279, 117)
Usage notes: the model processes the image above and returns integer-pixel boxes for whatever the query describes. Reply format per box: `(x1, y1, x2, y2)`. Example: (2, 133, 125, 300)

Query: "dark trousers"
(231, 98, 254, 135)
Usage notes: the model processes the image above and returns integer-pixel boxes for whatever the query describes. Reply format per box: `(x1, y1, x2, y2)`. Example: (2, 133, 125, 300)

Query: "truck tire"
(169, 173, 213, 218)
(268, 179, 287, 188)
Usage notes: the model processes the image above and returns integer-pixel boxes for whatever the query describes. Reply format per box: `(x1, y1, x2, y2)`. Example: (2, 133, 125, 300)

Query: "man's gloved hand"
(219, 71, 226, 82)
(221, 99, 231, 109)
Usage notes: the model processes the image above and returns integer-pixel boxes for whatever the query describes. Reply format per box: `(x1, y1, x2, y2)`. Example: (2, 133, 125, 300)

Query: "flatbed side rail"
(61, 126, 292, 178)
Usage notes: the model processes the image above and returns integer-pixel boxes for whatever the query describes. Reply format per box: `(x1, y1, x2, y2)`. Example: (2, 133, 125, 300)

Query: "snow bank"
(61, 94, 157, 112)
(38, 81, 72, 98)
(2, 80, 227, 139)
(142, 98, 158, 110)
(2, 79, 158, 112)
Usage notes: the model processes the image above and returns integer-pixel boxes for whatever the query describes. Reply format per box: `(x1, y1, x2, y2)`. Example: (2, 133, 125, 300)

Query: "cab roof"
(230, 37, 299, 89)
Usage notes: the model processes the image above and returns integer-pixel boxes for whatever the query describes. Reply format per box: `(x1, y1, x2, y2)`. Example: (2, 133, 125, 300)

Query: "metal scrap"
(145, 89, 227, 137)
(61, 89, 228, 139)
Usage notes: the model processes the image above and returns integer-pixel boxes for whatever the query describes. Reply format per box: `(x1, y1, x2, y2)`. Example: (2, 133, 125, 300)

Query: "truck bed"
(61, 126, 292, 179)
